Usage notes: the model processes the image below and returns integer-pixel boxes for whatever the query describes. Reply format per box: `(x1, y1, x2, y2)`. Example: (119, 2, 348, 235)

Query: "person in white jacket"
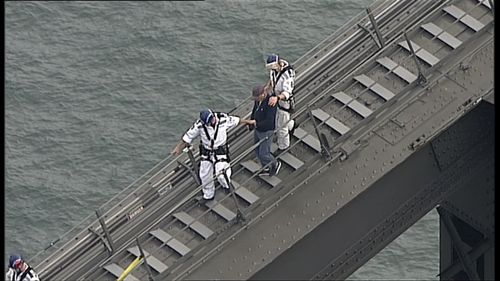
(6, 255, 40, 281)
(171, 109, 254, 200)
(266, 54, 298, 152)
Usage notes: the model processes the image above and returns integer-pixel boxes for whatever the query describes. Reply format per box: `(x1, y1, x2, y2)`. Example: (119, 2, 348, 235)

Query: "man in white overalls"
(266, 54, 297, 152)
(172, 109, 254, 200)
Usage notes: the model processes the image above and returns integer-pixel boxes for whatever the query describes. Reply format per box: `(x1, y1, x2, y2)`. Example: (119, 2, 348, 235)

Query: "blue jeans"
(254, 130, 277, 172)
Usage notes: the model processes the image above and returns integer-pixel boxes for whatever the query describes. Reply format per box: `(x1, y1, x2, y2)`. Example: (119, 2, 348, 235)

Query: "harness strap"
(201, 115, 230, 176)
(272, 65, 294, 96)
(201, 121, 220, 150)
(272, 65, 294, 112)
(278, 105, 292, 112)
(17, 267, 34, 281)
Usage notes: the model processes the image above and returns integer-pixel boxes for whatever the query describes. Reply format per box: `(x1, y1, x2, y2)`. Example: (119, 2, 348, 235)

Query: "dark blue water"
(5, 1, 438, 279)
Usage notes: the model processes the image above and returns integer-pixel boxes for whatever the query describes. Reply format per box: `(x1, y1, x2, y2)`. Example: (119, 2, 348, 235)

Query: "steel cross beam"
(437, 207, 481, 280)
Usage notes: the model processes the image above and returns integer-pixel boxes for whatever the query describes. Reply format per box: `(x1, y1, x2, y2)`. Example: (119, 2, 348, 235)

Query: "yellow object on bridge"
(117, 256, 143, 281)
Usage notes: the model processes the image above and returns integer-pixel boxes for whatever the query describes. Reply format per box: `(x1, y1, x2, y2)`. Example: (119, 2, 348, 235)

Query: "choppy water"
(5, 1, 439, 279)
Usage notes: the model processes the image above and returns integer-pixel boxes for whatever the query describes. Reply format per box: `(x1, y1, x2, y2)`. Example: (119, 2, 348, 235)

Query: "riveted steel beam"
(437, 207, 481, 280)
(438, 238, 492, 279)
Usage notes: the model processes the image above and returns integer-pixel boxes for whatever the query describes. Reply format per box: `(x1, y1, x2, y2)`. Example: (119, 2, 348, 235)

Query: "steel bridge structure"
(30, 0, 495, 280)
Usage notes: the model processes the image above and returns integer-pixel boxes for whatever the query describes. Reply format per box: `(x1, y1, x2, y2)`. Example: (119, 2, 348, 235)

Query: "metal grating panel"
(331, 92, 373, 118)
(271, 143, 305, 170)
(278, 152, 304, 170)
(205, 200, 237, 222)
(421, 22, 462, 49)
(397, 41, 440, 66)
(376, 57, 417, 83)
(232, 181, 259, 204)
(311, 108, 351, 135)
(293, 127, 321, 153)
(354, 74, 396, 101)
(240, 160, 282, 187)
(443, 5, 484, 32)
(150, 229, 191, 256)
(127, 246, 168, 273)
(103, 264, 139, 281)
(173, 212, 214, 240)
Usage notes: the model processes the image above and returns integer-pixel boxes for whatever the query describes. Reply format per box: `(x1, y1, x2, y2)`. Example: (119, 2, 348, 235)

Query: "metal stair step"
(204, 199, 237, 222)
(240, 160, 281, 187)
(278, 151, 304, 170)
(421, 22, 462, 49)
(397, 41, 440, 67)
(376, 57, 417, 84)
(173, 212, 214, 239)
(331, 91, 373, 118)
(103, 263, 139, 281)
(354, 74, 396, 101)
(293, 127, 321, 153)
(270, 143, 304, 170)
(231, 181, 259, 204)
(311, 108, 351, 135)
(443, 5, 484, 32)
(150, 229, 191, 257)
(127, 246, 168, 273)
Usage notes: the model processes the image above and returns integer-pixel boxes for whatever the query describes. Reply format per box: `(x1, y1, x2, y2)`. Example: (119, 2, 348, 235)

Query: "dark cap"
(266, 54, 279, 65)
(9, 255, 22, 269)
(252, 85, 265, 97)
(199, 109, 214, 124)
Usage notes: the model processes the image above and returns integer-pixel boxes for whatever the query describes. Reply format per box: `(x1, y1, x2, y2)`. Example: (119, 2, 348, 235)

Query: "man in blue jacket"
(249, 85, 282, 176)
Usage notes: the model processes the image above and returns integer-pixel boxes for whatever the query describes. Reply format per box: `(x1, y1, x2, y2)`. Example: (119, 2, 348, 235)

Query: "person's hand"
(268, 96, 278, 107)
(171, 147, 181, 156)
(246, 119, 256, 131)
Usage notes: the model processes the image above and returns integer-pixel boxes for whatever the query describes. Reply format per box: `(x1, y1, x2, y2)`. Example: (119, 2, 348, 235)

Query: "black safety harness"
(272, 65, 295, 112)
(199, 113, 230, 166)
(16, 266, 35, 281)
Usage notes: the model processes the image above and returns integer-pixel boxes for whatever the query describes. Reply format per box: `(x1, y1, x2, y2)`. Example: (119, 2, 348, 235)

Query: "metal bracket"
(177, 154, 201, 186)
(459, 61, 471, 71)
(222, 170, 246, 223)
(157, 182, 172, 197)
(460, 96, 483, 113)
(136, 238, 154, 281)
(43, 238, 61, 251)
(88, 226, 113, 254)
(409, 133, 427, 150)
(95, 209, 115, 255)
(403, 32, 427, 85)
(308, 108, 332, 160)
(186, 147, 201, 185)
(357, 23, 382, 49)
(339, 141, 360, 161)
(366, 7, 385, 48)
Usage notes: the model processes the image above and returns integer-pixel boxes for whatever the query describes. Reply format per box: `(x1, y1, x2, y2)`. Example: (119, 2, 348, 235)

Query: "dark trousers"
(254, 130, 277, 172)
